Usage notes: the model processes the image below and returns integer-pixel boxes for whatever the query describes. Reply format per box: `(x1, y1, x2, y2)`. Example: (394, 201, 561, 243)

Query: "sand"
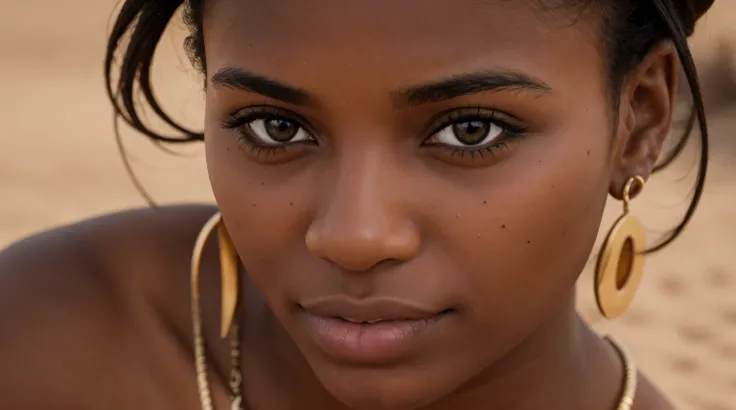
(1, 1, 734, 408)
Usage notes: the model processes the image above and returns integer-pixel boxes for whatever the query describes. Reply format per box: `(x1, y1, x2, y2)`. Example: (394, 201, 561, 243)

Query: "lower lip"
(303, 312, 445, 364)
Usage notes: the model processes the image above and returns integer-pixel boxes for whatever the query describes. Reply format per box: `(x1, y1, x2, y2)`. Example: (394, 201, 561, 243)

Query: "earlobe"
(609, 40, 679, 199)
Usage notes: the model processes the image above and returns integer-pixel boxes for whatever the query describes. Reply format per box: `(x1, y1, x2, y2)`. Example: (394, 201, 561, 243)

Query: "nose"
(305, 150, 421, 272)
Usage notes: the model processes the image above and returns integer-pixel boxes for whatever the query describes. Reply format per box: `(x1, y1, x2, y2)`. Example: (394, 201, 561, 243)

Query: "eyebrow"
(211, 66, 314, 106)
(396, 70, 552, 107)
(210, 66, 551, 108)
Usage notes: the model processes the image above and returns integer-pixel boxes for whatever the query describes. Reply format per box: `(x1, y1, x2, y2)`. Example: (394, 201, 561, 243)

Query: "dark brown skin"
(0, 1, 683, 409)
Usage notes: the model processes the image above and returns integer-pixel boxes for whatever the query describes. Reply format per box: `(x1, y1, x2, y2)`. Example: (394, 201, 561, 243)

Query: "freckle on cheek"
(501, 224, 507, 229)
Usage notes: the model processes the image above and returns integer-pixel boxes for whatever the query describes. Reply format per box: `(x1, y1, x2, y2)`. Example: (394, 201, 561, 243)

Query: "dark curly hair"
(104, 0, 711, 252)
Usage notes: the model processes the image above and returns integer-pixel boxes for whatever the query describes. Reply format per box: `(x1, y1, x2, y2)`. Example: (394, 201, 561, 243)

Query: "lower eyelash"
(237, 136, 289, 157)
(444, 142, 511, 160)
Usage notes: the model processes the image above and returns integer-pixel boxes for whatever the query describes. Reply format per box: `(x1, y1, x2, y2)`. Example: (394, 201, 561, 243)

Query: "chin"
(305, 357, 463, 410)
(320, 377, 444, 410)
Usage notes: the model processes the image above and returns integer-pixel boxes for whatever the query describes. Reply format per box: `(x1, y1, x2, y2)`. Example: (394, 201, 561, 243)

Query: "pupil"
(452, 121, 490, 145)
(265, 118, 298, 142)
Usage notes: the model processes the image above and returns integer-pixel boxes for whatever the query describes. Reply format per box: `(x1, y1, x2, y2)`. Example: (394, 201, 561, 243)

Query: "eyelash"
(220, 106, 528, 159)
(423, 107, 527, 158)
(221, 106, 317, 157)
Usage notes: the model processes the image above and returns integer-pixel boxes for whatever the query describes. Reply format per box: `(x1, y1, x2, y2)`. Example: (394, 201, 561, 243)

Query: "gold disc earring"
(595, 176, 647, 319)
(191, 212, 240, 339)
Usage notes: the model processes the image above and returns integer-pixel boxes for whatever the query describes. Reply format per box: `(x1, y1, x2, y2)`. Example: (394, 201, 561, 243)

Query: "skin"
(0, 0, 683, 409)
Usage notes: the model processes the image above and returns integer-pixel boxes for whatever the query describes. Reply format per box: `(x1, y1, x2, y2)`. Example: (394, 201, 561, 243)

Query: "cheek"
(429, 125, 612, 331)
(204, 128, 316, 298)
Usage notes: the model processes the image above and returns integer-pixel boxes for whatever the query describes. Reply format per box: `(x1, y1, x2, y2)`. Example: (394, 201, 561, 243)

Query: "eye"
(422, 107, 527, 152)
(248, 117, 312, 145)
(431, 119, 504, 148)
(420, 108, 528, 165)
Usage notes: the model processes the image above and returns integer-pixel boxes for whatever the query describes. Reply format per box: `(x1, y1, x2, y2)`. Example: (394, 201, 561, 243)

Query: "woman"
(0, 0, 716, 409)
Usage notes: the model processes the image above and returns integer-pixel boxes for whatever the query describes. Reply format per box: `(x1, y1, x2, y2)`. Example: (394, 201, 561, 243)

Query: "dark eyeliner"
(423, 107, 527, 139)
(220, 105, 311, 131)
(421, 107, 528, 162)
(219, 105, 317, 152)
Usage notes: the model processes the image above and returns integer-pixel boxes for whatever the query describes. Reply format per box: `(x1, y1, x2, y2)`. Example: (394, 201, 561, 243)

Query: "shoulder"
(635, 372, 676, 410)
(0, 204, 217, 406)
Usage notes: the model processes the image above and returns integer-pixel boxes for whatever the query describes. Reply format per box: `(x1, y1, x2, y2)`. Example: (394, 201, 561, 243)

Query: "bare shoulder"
(0, 204, 217, 407)
(636, 372, 677, 410)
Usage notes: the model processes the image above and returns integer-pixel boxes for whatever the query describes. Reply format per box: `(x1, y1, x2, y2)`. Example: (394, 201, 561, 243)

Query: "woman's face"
(204, 0, 622, 407)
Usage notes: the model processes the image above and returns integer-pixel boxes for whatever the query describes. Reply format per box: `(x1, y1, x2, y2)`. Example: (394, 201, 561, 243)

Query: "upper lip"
(300, 296, 442, 323)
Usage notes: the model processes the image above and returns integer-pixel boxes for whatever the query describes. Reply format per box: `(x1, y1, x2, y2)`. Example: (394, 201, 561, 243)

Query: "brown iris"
(452, 120, 491, 145)
(264, 118, 299, 142)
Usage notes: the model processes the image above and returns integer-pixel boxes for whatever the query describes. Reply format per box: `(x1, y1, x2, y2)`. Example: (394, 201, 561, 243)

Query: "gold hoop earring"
(595, 176, 647, 319)
(191, 212, 240, 338)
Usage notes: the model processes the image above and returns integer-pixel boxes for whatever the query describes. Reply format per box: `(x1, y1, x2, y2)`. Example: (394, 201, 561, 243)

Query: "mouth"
(298, 296, 452, 364)
(299, 296, 446, 323)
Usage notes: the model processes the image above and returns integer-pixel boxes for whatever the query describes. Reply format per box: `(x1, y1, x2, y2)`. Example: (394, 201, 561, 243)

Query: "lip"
(300, 296, 442, 323)
(299, 296, 449, 363)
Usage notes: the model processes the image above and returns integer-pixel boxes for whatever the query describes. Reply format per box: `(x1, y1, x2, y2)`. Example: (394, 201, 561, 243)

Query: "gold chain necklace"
(192, 278, 244, 410)
(192, 298, 638, 410)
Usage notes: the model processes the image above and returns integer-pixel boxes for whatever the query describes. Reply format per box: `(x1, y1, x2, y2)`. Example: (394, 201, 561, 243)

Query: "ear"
(609, 41, 679, 200)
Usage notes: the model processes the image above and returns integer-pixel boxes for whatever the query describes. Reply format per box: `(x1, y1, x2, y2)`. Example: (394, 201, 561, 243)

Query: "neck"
(242, 293, 626, 410)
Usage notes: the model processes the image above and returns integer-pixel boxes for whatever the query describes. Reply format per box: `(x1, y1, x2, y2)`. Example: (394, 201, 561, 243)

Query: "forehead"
(202, 0, 604, 99)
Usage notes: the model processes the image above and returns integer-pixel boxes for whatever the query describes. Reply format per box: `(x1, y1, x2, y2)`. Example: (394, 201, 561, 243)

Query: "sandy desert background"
(1, 1, 735, 408)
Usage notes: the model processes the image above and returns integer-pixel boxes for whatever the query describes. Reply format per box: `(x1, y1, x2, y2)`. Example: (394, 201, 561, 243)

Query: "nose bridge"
(305, 144, 419, 271)
(333, 144, 387, 223)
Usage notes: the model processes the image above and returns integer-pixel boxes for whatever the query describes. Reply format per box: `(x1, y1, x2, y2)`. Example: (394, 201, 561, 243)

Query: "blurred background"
(1, 1, 734, 408)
